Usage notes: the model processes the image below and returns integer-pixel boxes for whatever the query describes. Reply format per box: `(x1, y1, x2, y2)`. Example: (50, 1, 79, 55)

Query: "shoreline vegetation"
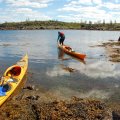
(0, 20, 120, 30)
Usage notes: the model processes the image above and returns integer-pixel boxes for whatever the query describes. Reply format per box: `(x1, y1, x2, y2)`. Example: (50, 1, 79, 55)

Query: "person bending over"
(57, 31, 65, 45)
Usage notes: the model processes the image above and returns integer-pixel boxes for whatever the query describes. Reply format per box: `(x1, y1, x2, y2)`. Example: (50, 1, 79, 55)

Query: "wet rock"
(31, 104, 41, 120)
(96, 41, 120, 62)
(23, 85, 35, 90)
(35, 88, 39, 91)
(26, 95, 39, 100)
(0, 96, 114, 120)
(37, 98, 112, 120)
(112, 111, 120, 120)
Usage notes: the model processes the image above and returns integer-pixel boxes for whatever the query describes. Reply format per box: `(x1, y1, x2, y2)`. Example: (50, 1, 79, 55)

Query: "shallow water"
(0, 30, 120, 101)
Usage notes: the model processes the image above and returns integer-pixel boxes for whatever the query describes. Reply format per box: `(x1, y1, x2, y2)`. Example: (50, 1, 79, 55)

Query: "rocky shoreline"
(0, 85, 120, 120)
(0, 40, 120, 120)
(97, 40, 120, 62)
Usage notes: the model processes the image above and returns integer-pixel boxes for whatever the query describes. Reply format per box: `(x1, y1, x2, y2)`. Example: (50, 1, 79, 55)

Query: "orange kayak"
(58, 43, 86, 60)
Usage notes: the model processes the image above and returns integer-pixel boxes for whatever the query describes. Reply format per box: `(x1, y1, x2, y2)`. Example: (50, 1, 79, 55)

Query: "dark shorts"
(59, 37, 65, 44)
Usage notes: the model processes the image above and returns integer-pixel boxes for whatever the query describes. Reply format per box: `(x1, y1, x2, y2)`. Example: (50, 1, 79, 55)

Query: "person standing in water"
(57, 31, 65, 45)
(118, 36, 120, 41)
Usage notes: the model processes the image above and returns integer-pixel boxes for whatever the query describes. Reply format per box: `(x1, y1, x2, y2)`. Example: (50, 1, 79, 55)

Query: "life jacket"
(59, 32, 65, 38)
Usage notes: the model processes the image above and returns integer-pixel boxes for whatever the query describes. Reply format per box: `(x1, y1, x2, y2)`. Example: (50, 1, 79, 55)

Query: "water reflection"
(68, 60, 120, 79)
(46, 65, 70, 77)
(56, 48, 86, 75)
(47, 87, 111, 100)
(0, 30, 120, 101)
(60, 64, 76, 73)
(0, 42, 30, 47)
(58, 47, 71, 60)
(58, 47, 64, 59)
(58, 48, 86, 64)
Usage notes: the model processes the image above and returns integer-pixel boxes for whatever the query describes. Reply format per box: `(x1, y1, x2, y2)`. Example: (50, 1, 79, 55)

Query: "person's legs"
(61, 40, 63, 45)
(59, 39, 62, 44)
(61, 38, 65, 45)
(60, 38, 63, 45)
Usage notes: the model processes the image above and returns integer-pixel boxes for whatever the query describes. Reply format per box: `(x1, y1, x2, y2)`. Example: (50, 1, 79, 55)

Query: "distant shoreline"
(0, 20, 120, 31)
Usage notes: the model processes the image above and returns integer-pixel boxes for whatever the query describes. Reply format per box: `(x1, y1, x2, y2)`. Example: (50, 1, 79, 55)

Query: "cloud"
(0, 0, 120, 23)
(115, 0, 119, 3)
(58, 0, 95, 12)
(78, 0, 92, 5)
(34, 0, 53, 3)
(46, 65, 70, 77)
(58, 14, 86, 22)
(68, 60, 120, 79)
(92, 0, 102, 4)
(0, 7, 51, 22)
(0, 0, 54, 22)
(102, 2, 120, 10)
(57, 0, 120, 23)
(48, 87, 111, 100)
(5, 0, 53, 8)
(58, 1, 99, 12)
(46, 58, 120, 79)
(58, 6, 113, 23)
(71, 0, 92, 5)
(16, 8, 32, 13)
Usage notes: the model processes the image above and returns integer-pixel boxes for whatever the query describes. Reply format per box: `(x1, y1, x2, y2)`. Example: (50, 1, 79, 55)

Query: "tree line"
(0, 20, 119, 30)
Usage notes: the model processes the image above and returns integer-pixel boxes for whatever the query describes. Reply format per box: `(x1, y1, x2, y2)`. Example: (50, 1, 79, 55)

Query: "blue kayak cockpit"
(0, 84, 10, 96)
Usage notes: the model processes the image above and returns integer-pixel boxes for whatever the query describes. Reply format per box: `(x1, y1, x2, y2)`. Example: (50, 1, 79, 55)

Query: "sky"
(0, 0, 120, 23)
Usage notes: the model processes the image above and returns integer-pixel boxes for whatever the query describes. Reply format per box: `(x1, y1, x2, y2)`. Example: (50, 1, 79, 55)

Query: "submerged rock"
(26, 95, 40, 100)
(112, 110, 120, 120)
(23, 85, 35, 90)
(96, 41, 120, 62)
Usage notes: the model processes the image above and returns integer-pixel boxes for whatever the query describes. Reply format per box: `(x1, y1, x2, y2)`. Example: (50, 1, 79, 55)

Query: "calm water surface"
(0, 30, 120, 101)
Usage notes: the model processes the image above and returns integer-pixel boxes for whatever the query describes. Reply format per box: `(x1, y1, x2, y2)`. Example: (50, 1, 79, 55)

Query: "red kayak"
(58, 43, 86, 60)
